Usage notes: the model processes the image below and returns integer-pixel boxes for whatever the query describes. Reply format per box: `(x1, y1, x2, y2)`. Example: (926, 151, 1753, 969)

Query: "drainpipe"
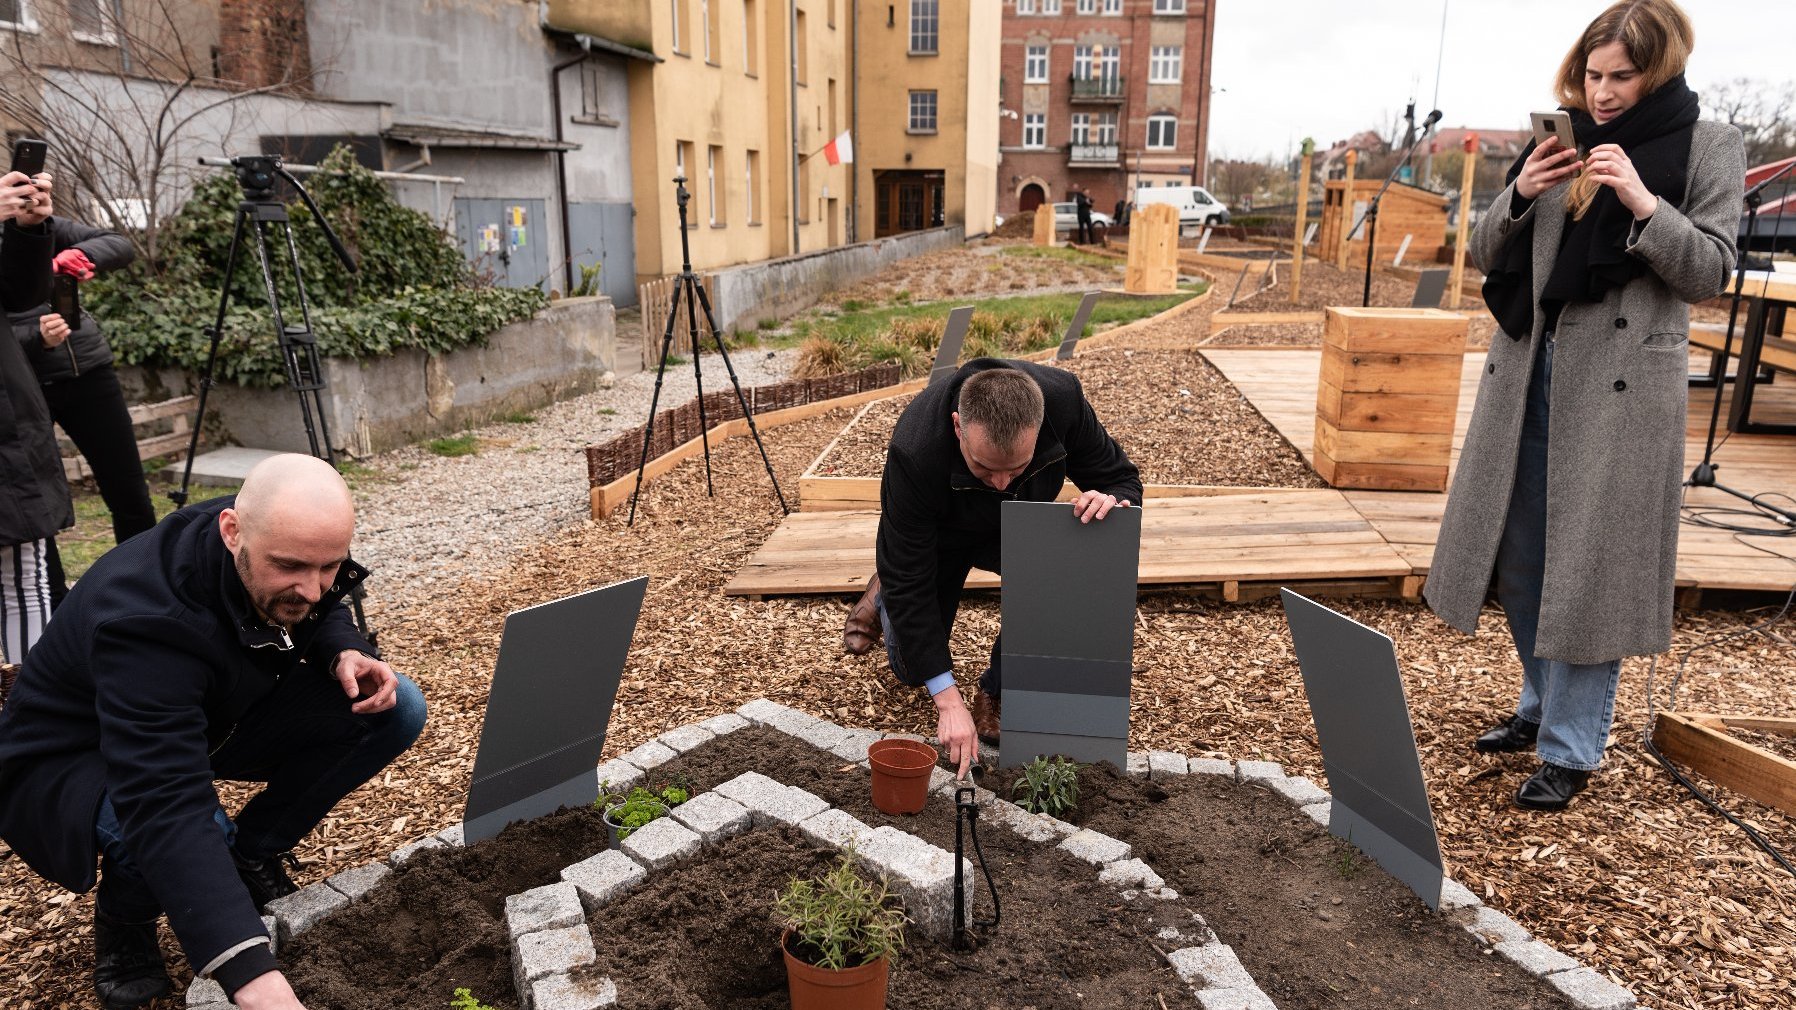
(790, 0, 801, 255)
(849, 0, 858, 244)
(110, 0, 132, 73)
(551, 43, 588, 295)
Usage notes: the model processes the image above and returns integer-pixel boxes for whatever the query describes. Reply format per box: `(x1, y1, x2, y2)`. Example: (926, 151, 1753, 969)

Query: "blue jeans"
(1492, 337, 1622, 771)
(95, 671, 427, 922)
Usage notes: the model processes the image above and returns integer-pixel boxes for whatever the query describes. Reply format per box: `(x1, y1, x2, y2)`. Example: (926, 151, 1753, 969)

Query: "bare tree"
(1703, 77, 1796, 166)
(0, 0, 323, 274)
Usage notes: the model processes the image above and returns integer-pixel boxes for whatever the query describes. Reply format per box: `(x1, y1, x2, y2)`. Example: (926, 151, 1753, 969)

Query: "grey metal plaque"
(1410, 267, 1450, 308)
(998, 501, 1141, 770)
(462, 576, 649, 843)
(929, 305, 975, 385)
(1279, 589, 1444, 910)
(1056, 291, 1102, 360)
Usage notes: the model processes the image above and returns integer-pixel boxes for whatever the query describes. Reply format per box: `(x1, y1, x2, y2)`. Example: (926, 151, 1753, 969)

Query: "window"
(910, 0, 938, 54)
(1077, 0, 1095, 12)
(68, 0, 114, 43)
(578, 62, 618, 125)
(1, 0, 40, 31)
(708, 146, 723, 225)
(908, 90, 938, 133)
(671, 0, 685, 54)
(795, 10, 808, 82)
(1103, 0, 1121, 13)
(1024, 45, 1048, 83)
(746, 149, 760, 224)
(828, 0, 837, 28)
(1023, 113, 1045, 149)
(1016, 0, 1034, 13)
(827, 78, 838, 138)
(743, 0, 757, 74)
(1149, 46, 1182, 83)
(701, 0, 714, 61)
(1095, 110, 1118, 144)
(1070, 112, 1090, 145)
(1074, 44, 1118, 81)
(1042, 0, 1061, 12)
(1153, 0, 1186, 11)
(1147, 113, 1177, 150)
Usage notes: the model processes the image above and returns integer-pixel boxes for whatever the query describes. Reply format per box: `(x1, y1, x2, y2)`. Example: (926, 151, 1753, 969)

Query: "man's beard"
(236, 549, 311, 627)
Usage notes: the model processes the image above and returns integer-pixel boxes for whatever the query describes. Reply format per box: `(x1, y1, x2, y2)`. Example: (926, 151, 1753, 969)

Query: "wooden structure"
(1033, 202, 1056, 247)
(1334, 150, 1358, 269)
(60, 395, 197, 482)
(1448, 133, 1478, 309)
(1652, 713, 1796, 817)
(1124, 203, 1179, 294)
(636, 273, 718, 367)
(1318, 179, 1449, 269)
(1290, 140, 1315, 303)
(1314, 307, 1467, 492)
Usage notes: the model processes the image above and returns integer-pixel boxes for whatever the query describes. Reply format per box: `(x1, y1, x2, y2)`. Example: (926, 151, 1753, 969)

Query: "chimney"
(217, 0, 313, 93)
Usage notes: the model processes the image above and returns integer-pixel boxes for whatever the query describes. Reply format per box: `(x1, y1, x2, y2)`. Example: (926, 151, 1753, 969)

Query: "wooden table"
(1691, 271, 1796, 435)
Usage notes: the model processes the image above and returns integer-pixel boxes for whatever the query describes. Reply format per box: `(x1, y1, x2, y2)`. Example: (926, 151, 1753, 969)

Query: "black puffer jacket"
(875, 358, 1142, 681)
(0, 219, 73, 545)
(8, 216, 134, 382)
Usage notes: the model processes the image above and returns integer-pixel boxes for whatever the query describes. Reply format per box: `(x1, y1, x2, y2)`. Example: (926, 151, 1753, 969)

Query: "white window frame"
(1149, 46, 1182, 84)
(909, 0, 938, 54)
(1077, 0, 1095, 12)
(1153, 0, 1187, 12)
(743, 0, 756, 73)
(746, 149, 760, 223)
(67, 0, 116, 44)
(1023, 113, 1046, 149)
(1102, 0, 1122, 13)
(1095, 111, 1118, 144)
(1016, 0, 1034, 13)
(1, 0, 41, 32)
(700, 0, 712, 61)
(1072, 45, 1092, 79)
(1147, 114, 1178, 150)
(707, 146, 721, 225)
(1024, 44, 1048, 84)
(1098, 46, 1120, 80)
(1042, 0, 1061, 12)
(908, 90, 938, 133)
(1070, 112, 1091, 145)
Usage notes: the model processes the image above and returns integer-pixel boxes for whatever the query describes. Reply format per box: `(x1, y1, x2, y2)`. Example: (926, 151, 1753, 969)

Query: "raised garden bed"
(264, 705, 1619, 1010)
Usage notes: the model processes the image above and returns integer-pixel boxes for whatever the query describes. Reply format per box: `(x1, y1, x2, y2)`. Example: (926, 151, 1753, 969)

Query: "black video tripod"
(173, 154, 375, 638)
(628, 176, 788, 524)
(1349, 109, 1442, 307)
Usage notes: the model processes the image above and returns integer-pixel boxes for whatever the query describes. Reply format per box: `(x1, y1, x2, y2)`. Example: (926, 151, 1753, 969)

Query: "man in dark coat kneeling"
(0, 454, 426, 1010)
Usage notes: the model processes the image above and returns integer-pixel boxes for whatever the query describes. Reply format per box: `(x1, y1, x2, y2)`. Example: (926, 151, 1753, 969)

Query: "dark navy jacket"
(875, 357, 1141, 681)
(0, 496, 371, 983)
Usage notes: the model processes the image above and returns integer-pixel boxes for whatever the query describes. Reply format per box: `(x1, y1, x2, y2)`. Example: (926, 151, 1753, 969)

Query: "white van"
(1132, 185, 1230, 228)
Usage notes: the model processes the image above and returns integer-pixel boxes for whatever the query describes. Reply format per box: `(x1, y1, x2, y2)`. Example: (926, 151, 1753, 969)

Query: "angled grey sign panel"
(929, 305, 975, 385)
(1056, 291, 1102, 360)
(999, 501, 1140, 770)
(1279, 589, 1444, 910)
(462, 576, 649, 844)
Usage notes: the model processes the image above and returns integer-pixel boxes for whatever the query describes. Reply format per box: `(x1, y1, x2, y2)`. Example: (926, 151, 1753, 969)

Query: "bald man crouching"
(0, 454, 426, 1010)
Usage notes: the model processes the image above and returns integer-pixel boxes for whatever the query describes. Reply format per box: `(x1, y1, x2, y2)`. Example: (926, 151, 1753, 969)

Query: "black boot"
(1514, 762, 1592, 811)
(1473, 714, 1540, 753)
(93, 910, 170, 1010)
(233, 846, 301, 912)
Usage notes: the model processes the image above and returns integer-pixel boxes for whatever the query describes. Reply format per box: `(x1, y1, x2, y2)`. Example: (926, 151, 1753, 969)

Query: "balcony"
(1068, 143, 1120, 166)
(1069, 74, 1125, 103)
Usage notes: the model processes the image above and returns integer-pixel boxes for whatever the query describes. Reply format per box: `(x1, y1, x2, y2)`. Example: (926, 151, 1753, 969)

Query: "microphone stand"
(1685, 156, 1796, 524)
(1351, 112, 1441, 307)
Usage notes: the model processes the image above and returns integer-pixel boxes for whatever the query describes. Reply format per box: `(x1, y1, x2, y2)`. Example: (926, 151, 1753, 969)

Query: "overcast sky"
(1209, 0, 1795, 161)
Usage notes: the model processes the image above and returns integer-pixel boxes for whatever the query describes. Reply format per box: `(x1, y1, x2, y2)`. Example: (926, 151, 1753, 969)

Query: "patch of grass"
(892, 289, 913, 305)
(60, 479, 242, 583)
(757, 316, 782, 330)
(598, 407, 618, 416)
(664, 354, 689, 366)
(495, 410, 537, 425)
(1000, 245, 1116, 268)
(839, 299, 869, 313)
(426, 433, 481, 458)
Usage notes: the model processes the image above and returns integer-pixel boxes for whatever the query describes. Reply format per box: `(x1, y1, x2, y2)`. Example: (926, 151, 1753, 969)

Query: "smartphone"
(1530, 111, 1575, 150)
(10, 138, 47, 178)
(51, 274, 80, 325)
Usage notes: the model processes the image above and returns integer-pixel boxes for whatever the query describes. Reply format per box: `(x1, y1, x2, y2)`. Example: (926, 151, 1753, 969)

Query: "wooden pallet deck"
(723, 490, 1413, 599)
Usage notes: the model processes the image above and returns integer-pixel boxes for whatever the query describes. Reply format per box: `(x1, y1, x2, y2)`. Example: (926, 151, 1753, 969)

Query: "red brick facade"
(217, 0, 313, 93)
(997, 0, 1214, 219)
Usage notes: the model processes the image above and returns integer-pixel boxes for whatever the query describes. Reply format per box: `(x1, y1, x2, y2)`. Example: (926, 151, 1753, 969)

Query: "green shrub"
(1011, 755, 1080, 818)
(774, 852, 907, 971)
(449, 988, 497, 1010)
(598, 783, 688, 840)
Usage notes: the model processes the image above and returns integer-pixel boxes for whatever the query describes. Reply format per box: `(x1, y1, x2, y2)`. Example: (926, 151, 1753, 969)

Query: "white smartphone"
(1530, 111, 1575, 150)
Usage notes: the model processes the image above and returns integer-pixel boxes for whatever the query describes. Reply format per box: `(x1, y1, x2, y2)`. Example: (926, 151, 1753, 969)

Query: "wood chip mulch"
(810, 346, 1325, 489)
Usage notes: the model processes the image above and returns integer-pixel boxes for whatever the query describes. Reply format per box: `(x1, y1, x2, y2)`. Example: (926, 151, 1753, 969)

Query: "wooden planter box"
(1314, 307, 1467, 492)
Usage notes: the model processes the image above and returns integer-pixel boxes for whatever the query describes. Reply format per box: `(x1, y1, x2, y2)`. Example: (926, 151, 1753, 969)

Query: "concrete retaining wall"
(121, 297, 616, 457)
(707, 226, 964, 332)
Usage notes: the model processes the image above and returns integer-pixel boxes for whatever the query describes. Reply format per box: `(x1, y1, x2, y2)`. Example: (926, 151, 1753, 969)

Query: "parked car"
(1132, 185, 1230, 228)
(1050, 202, 1114, 232)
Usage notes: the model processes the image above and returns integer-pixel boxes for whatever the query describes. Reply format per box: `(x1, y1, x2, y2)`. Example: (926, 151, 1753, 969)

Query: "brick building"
(996, 0, 1214, 222)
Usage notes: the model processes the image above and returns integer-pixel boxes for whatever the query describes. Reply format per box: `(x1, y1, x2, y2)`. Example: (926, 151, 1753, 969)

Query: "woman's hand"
(40, 313, 71, 349)
(16, 172, 53, 226)
(1515, 138, 1583, 201)
(1583, 143, 1657, 220)
(0, 171, 34, 223)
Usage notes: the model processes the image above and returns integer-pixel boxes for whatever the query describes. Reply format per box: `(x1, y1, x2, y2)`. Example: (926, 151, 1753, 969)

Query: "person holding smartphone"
(0, 165, 74, 663)
(1424, 0, 1745, 811)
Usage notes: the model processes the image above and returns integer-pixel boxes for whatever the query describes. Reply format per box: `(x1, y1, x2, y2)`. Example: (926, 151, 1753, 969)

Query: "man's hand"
(933, 685, 978, 780)
(39, 312, 70, 349)
(334, 650, 398, 715)
(17, 172, 52, 226)
(232, 970, 306, 1010)
(1072, 490, 1131, 524)
(54, 248, 96, 279)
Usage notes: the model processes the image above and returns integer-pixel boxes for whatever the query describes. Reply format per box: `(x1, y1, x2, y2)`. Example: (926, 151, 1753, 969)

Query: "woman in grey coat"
(1423, 0, 1744, 811)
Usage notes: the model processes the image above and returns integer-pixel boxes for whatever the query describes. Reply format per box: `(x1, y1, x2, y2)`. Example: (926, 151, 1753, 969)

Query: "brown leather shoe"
(843, 573, 883, 655)
(972, 689, 1002, 745)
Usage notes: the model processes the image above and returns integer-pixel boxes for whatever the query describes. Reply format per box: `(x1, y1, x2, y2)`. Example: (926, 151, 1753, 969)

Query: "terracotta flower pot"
(866, 738, 937, 815)
(782, 930, 889, 1010)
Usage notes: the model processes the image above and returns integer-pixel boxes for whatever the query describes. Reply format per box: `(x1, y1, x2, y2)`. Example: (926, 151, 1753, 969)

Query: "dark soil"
(276, 726, 1579, 1010)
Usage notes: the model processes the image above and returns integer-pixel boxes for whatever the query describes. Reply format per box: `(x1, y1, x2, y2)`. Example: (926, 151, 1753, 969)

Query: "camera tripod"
(173, 154, 374, 639)
(628, 175, 787, 524)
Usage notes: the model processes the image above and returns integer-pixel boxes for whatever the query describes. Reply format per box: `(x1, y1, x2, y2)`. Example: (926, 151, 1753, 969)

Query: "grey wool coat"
(1424, 121, 1745, 664)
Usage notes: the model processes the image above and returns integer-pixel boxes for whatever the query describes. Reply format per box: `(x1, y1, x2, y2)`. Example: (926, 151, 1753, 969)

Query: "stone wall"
(706, 226, 964, 333)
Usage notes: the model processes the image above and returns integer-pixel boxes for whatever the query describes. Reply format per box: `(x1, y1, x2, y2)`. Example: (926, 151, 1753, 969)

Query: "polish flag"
(823, 130, 854, 166)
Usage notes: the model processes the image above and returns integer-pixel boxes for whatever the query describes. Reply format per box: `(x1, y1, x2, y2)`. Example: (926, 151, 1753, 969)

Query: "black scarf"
(1482, 75, 1700, 340)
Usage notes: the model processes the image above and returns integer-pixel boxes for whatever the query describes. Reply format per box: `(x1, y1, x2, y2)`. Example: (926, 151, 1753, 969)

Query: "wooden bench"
(58, 395, 198, 482)
(1689, 321, 1796, 373)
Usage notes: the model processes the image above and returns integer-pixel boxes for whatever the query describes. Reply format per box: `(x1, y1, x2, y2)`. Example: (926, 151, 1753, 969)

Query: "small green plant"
(449, 988, 497, 1010)
(426, 433, 480, 457)
(665, 354, 689, 366)
(1011, 755, 1081, 818)
(598, 783, 687, 839)
(598, 407, 618, 416)
(1332, 834, 1362, 880)
(496, 410, 537, 424)
(891, 289, 912, 304)
(839, 298, 868, 313)
(774, 852, 907, 971)
(758, 316, 782, 330)
(571, 261, 603, 298)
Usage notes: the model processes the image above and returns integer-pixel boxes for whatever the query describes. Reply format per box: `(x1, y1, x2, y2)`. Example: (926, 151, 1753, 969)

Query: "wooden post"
(1336, 149, 1358, 270)
(1125, 203, 1179, 294)
(1290, 138, 1315, 304)
(1448, 132, 1478, 309)
(1033, 202, 1056, 247)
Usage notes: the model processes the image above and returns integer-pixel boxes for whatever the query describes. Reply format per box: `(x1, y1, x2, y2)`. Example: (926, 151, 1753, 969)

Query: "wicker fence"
(636, 273, 719, 367)
(584, 362, 902, 488)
